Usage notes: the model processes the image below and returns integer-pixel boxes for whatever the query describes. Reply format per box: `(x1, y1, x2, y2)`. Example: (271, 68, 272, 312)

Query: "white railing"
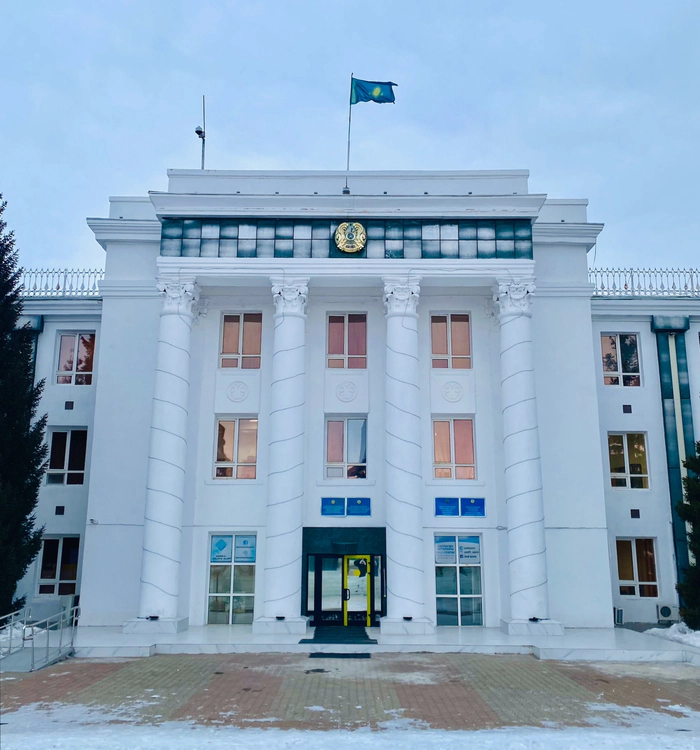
(20, 269, 104, 298)
(24, 606, 81, 671)
(0, 607, 33, 659)
(590, 268, 700, 298)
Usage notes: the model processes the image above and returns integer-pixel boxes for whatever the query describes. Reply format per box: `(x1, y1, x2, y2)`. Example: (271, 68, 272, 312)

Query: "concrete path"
(2, 653, 699, 731)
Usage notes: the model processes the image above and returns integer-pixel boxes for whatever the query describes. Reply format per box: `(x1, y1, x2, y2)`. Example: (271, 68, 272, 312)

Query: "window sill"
(425, 480, 485, 487)
(316, 479, 377, 487)
(204, 478, 265, 486)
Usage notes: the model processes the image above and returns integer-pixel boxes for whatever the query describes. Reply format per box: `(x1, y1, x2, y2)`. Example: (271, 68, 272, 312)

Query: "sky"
(1, 0, 699, 271)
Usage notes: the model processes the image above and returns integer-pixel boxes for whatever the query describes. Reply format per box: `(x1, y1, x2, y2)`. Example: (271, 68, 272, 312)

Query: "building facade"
(16, 170, 700, 638)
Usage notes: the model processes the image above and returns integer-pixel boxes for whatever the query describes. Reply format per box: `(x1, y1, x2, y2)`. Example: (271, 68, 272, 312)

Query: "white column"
(130, 280, 197, 632)
(254, 277, 309, 634)
(494, 280, 562, 635)
(381, 276, 432, 634)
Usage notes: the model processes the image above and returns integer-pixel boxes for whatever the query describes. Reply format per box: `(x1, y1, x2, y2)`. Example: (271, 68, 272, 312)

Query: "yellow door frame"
(343, 555, 371, 626)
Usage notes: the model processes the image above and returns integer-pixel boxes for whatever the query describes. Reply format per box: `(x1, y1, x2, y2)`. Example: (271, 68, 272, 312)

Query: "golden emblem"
(334, 222, 366, 253)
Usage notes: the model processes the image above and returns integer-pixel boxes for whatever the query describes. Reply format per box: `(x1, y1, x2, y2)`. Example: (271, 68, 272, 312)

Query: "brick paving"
(1, 653, 699, 730)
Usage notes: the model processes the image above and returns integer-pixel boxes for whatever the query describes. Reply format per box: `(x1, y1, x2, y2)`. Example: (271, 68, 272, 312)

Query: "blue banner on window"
(321, 497, 346, 516)
(211, 535, 233, 563)
(346, 497, 371, 516)
(435, 497, 460, 516)
(234, 534, 256, 563)
(460, 498, 485, 517)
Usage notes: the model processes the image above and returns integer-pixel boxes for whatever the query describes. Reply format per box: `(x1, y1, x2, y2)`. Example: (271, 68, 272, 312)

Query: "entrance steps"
(70, 625, 700, 664)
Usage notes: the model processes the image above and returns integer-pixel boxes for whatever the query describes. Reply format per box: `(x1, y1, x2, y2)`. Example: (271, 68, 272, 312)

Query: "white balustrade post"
(381, 276, 433, 634)
(253, 277, 310, 634)
(129, 280, 198, 633)
(494, 280, 563, 635)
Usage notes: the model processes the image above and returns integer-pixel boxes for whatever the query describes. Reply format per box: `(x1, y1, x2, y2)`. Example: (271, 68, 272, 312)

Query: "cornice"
(148, 192, 548, 220)
(99, 280, 162, 299)
(591, 297, 700, 318)
(156, 256, 535, 288)
(21, 299, 103, 316)
(534, 282, 595, 298)
(86, 218, 161, 250)
(533, 223, 604, 250)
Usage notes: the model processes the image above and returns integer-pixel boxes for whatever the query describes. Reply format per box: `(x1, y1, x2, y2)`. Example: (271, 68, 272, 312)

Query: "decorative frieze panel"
(324, 370, 369, 414)
(160, 219, 533, 260)
(430, 370, 476, 414)
(214, 370, 261, 414)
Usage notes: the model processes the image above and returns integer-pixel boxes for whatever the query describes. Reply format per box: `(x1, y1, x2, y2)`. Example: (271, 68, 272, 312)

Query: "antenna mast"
(195, 95, 206, 169)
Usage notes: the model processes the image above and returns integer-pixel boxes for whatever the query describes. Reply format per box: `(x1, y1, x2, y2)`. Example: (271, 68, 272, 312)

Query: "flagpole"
(201, 95, 206, 170)
(345, 73, 353, 191)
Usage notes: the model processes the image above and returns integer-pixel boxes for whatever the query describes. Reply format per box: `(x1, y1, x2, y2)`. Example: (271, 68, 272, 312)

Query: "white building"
(16, 169, 700, 645)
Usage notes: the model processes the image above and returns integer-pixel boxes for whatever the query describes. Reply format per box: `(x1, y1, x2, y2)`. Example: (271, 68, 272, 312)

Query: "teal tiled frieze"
(159, 219, 533, 259)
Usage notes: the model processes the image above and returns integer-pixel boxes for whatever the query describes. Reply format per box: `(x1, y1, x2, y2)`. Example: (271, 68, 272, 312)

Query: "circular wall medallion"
(334, 222, 367, 253)
(442, 381, 463, 403)
(336, 382, 358, 403)
(227, 381, 249, 403)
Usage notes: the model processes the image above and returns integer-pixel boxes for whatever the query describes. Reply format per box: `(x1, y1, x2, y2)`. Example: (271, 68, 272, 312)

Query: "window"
(47, 430, 87, 485)
(601, 334, 640, 386)
(327, 314, 367, 369)
(433, 419, 475, 479)
(208, 534, 256, 624)
(434, 535, 483, 626)
(56, 333, 95, 384)
(215, 418, 258, 478)
(431, 314, 471, 369)
(220, 313, 262, 368)
(616, 538, 658, 597)
(38, 537, 80, 595)
(608, 433, 648, 488)
(326, 418, 367, 479)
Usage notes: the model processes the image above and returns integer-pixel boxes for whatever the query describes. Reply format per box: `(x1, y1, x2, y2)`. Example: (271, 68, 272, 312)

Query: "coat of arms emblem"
(334, 222, 367, 253)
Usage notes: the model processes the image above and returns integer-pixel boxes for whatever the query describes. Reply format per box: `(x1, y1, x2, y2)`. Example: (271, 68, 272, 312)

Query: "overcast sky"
(2, 0, 699, 270)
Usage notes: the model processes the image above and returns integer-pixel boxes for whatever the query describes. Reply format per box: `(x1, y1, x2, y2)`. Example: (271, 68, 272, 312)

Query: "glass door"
(344, 555, 371, 626)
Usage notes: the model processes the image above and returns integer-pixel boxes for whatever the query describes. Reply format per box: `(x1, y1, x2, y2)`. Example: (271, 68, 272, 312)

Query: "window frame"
(55, 331, 96, 385)
(37, 536, 80, 597)
(220, 312, 263, 369)
(430, 313, 472, 370)
(600, 332, 641, 387)
(432, 417, 476, 480)
(46, 428, 88, 485)
(207, 533, 257, 625)
(326, 313, 367, 369)
(213, 417, 259, 479)
(434, 533, 484, 627)
(324, 416, 368, 480)
(607, 432, 649, 489)
(615, 537, 659, 598)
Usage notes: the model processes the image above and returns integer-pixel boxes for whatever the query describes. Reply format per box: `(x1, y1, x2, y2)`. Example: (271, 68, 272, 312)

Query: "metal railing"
(24, 606, 80, 672)
(590, 268, 700, 298)
(20, 269, 103, 298)
(0, 607, 33, 659)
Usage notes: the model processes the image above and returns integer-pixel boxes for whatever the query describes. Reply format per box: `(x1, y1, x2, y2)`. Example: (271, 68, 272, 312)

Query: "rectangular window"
(56, 333, 95, 385)
(325, 418, 367, 479)
(433, 418, 475, 479)
(208, 534, 256, 624)
(616, 538, 658, 597)
(431, 314, 471, 369)
(434, 535, 483, 626)
(601, 334, 640, 386)
(608, 433, 649, 488)
(221, 313, 262, 369)
(327, 314, 367, 369)
(38, 537, 80, 595)
(214, 418, 258, 479)
(47, 429, 88, 485)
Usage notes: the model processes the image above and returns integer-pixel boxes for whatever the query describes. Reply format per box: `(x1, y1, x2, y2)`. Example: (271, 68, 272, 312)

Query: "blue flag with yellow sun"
(351, 78, 397, 105)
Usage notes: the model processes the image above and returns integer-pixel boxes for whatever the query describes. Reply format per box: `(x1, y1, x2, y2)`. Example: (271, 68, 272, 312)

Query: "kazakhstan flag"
(351, 78, 397, 105)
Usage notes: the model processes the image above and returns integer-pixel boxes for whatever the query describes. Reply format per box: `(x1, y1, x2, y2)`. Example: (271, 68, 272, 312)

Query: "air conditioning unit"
(613, 607, 624, 625)
(657, 604, 679, 622)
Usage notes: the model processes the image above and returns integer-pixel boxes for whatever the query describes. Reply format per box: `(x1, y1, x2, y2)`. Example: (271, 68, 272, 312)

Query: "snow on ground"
(1, 702, 699, 750)
(646, 622, 700, 650)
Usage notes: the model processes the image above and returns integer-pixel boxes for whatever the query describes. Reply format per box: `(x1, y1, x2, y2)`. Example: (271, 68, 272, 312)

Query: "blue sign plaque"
(346, 497, 371, 516)
(460, 498, 485, 517)
(321, 497, 346, 516)
(435, 497, 460, 516)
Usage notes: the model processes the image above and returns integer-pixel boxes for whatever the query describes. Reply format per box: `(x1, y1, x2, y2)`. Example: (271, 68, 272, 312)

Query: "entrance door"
(308, 554, 380, 626)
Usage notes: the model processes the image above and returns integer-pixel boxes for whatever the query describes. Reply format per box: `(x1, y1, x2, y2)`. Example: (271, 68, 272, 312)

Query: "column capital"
(270, 277, 309, 317)
(383, 276, 421, 317)
(157, 280, 199, 317)
(493, 279, 535, 319)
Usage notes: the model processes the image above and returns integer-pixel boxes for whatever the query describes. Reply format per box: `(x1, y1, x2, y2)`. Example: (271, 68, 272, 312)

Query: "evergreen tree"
(677, 442, 700, 630)
(0, 195, 47, 616)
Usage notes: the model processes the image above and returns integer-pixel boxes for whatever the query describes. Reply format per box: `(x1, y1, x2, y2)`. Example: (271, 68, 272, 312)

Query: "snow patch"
(646, 623, 700, 650)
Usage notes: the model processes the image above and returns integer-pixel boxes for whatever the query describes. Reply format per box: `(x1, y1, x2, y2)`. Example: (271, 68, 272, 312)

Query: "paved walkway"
(1, 653, 699, 730)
